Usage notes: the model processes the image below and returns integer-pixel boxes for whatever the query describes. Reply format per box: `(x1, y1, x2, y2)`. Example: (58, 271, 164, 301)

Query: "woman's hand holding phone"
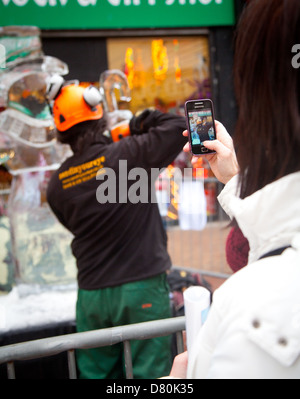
(183, 120, 239, 185)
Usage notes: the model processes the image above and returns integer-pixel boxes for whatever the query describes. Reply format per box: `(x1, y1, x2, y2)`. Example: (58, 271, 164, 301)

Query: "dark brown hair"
(234, 0, 300, 199)
(56, 115, 108, 155)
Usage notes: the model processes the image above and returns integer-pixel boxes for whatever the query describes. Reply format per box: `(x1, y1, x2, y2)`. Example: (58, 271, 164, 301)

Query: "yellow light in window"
(173, 39, 181, 83)
(151, 39, 168, 83)
(124, 47, 134, 89)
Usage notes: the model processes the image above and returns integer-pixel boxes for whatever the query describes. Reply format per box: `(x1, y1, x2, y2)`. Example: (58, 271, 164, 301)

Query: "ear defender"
(46, 75, 65, 101)
(83, 86, 102, 108)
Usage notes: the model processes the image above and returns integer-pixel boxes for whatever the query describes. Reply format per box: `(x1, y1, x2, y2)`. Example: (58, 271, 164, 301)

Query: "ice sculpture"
(99, 69, 132, 128)
(0, 26, 76, 289)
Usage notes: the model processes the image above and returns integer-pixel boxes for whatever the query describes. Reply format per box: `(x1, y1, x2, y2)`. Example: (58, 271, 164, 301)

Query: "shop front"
(0, 0, 239, 125)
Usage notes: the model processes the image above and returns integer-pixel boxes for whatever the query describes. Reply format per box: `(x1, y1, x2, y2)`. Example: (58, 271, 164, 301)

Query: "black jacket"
(47, 110, 187, 289)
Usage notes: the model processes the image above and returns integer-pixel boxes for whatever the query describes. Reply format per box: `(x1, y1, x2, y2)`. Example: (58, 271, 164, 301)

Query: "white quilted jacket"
(187, 172, 300, 379)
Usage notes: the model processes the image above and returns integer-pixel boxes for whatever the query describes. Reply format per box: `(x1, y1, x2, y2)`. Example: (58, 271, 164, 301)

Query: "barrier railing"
(0, 316, 186, 379)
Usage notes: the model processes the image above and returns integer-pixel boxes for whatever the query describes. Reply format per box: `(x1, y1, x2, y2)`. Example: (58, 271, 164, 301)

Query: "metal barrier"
(0, 316, 186, 379)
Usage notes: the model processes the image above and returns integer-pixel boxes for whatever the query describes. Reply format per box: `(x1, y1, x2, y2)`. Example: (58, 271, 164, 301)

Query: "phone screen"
(185, 99, 216, 155)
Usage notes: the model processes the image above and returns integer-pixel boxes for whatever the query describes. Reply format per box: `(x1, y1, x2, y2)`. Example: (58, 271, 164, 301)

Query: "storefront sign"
(0, 0, 235, 30)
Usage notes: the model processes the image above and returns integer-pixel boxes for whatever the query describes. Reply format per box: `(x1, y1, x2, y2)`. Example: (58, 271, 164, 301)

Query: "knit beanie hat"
(226, 226, 250, 273)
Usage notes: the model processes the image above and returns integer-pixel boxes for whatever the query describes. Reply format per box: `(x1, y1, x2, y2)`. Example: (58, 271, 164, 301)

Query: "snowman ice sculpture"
(0, 28, 77, 288)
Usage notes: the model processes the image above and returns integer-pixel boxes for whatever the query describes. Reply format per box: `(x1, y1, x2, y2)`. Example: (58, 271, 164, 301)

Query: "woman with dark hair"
(169, 0, 300, 378)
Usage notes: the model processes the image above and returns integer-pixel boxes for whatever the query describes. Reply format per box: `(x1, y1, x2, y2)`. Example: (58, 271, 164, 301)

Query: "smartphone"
(185, 99, 216, 156)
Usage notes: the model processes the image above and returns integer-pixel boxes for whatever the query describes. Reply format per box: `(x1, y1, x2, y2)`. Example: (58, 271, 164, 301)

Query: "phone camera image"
(185, 99, 216, 156)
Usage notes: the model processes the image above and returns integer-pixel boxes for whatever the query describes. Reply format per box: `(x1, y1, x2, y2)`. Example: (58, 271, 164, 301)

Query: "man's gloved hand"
(129, 109, 161, 135)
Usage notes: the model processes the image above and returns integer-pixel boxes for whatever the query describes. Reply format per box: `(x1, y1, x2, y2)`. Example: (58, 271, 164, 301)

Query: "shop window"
(106, 36, 211, 115)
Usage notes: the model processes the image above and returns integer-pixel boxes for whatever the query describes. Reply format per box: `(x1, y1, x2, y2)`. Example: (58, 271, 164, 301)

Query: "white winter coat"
(187, 172, 300, 379)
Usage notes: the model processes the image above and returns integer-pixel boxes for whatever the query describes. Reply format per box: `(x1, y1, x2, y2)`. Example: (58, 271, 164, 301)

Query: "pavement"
(167, 220, 233, 292)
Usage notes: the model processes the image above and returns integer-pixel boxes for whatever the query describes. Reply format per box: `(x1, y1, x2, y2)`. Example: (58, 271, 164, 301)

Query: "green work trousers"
(76, 273, 172, 379)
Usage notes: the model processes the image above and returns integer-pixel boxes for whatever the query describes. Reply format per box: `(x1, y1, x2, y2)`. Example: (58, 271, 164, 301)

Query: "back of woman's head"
(234, 0, 300, 198)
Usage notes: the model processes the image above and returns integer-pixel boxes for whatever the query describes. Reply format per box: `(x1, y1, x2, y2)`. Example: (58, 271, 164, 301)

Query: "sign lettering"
(0, 0, 235, 29)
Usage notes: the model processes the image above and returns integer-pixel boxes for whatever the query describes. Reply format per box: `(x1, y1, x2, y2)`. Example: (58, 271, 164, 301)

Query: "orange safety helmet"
(52, 84, 103, 132)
